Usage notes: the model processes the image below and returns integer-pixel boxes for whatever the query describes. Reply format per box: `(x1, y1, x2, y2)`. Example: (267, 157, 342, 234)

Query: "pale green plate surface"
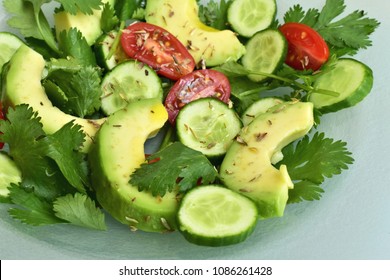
(1, 0, 389, 259)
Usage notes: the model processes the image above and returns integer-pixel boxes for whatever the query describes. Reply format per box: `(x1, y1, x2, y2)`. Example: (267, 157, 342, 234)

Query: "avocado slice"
(145, 0, 246, 66)
(89, 98, 180, 232)
(0, 152, 21, 198)
(1, 45, 104, 151)
(220, 101, 314, 219)
(54, 0, 115, 46)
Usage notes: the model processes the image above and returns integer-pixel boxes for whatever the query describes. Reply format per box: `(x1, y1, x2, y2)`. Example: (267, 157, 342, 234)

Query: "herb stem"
(107, 21, 126, 60)
(249, 70, 340, 97)
(159, 124, 175, 151)
(34, 10, 61, 55)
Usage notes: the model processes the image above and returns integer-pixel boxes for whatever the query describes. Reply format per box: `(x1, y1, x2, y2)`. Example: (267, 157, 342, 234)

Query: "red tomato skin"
(121, 22, 196, 80)
(0, 102, 5, 149)
(279, 22, 330, 71)
(164, 69, 231, 124)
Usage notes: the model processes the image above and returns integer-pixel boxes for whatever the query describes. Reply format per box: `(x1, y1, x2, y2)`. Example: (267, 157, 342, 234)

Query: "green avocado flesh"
(54, 0, 115, 45)
(145, 0, 246, 66)
(89, 98, 180, 232)
(220, 101, 314, 219)
(0, 152, 21, 197)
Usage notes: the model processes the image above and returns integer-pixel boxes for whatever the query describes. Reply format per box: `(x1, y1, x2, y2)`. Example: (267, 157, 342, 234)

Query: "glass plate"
(1, 0, 389, 260)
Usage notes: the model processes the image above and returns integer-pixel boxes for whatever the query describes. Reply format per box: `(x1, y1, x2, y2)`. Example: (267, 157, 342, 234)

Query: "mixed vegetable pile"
(0, 0, 380, 247)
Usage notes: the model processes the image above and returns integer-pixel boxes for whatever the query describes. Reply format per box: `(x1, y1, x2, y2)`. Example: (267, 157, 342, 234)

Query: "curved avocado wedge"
(54, 0, 115, 46)
(89, 99, 180, 232)
(145, 0, 246, 66)
(220, 101, 314, 219)
(1, 45, 104, 151)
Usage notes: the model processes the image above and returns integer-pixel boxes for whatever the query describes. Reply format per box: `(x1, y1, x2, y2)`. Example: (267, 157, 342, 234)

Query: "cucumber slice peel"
(177, 185, 258, 247)
(309, 58, 374, 113)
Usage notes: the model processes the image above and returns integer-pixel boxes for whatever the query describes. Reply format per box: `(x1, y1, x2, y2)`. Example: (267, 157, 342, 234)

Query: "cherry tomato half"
(279, 22, 330, 71)
(165, 69, 231, 124)
(121, 22, 196, 80)
(0, 102, 5, 149)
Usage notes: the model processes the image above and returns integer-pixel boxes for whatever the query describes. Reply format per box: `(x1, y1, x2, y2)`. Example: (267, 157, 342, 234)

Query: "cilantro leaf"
(58, 28, 96, 66)
(277, 132, 354, 203)
(283, 5, 319, 27)
(100, 2, 119, 32)
(64, 66, 102, 117)
(44, 63, 102, 118)
(44, 57, 83, 78)
(56, 0, 102, 15)
(4, 0, 104, 54)
(41, 122, 89, 194)
(4, 0, 59, 54)
(8, 184, 64, 226)
(287, 180, 325, 203)
(24, 37, 60, 60)
(0, 105, 106, 229)
(228, 76, 265, 115)
(53, 193, 106, 230)
(130, 142, 218, 197)
(114, 0, 144, 21)
(315, 0, 345, 29)
(4, 0, 41, 39)
(197, 0, 232, 30)
(0, 105, 74, 200)
(283, 0, 380, 56)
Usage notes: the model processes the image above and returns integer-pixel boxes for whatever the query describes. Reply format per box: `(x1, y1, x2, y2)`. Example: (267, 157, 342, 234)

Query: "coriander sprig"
(213, 60, 340, 98)
(284, 0, 380, 56)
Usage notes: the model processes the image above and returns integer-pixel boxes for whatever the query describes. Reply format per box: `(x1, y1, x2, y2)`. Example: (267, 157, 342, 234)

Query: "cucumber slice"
(241, 29, 287, 82)
(177, 185, 258, 247)
(309, 58, 374, 113)
(241, 97, 284, 126)
(0, 32, 24, 70)
(228, 0, 276, 38)
(94, 30, 128, 71)
(176, 98, 242, 159)
(0, 152, 22, 197)
(0, 32, 24, 91)
(100, 60, 163, 115)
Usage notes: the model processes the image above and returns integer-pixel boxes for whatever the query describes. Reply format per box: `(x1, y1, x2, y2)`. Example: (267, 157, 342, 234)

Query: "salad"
(0, 0, 380, 247)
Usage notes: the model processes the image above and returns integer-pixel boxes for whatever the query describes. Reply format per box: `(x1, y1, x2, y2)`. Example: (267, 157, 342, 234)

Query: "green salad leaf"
(7, 184, 64, 226)
(53, 193, 106, 230)
(100, 2, 119, 32)
(130, 142, 219, 197)
(43, 59, 102, 118)
(58, 28, 97, 66)
(197, 0, 232, 30)
(0, 105, 106, 229)
(41, 122, 89, 194)
(0, 105, 75, 200)
(277, 132, 354, 203)
(56, 0, 102, 15)
(4, 0, 58, 53)
(114, 0, 144, 21)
